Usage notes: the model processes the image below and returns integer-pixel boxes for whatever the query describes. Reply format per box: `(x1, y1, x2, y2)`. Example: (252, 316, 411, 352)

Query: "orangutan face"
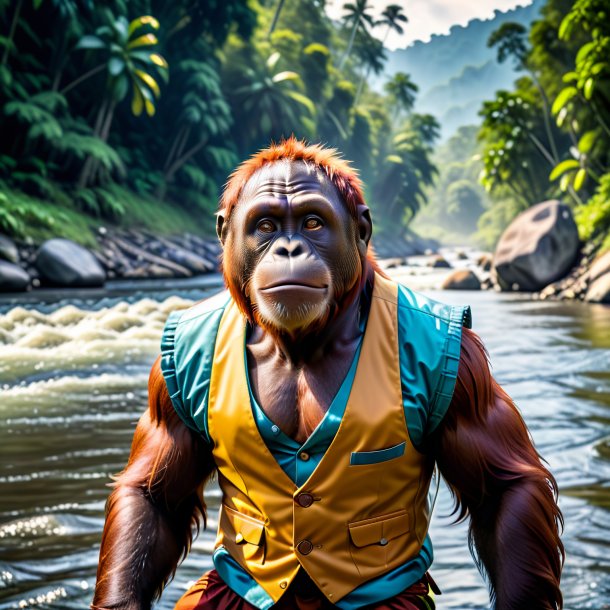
(217, 160, 371, 335)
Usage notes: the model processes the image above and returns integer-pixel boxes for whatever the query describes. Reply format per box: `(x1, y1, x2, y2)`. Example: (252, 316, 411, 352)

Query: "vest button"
(279, 580, 288, 589)
(295, 493, 314, 507)
(296, 539, 314, 555)
(379, 537, 388, 546)
(299, 451, 310, 461)
(235, 533, 245, 544)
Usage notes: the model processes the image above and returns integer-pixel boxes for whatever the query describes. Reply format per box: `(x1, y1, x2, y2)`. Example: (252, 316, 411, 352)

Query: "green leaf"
(385, 154, 403, 164)
(578, 130, 597, 154)
(552, 87, 578, 115)
(562, 71, 578, 83)
(583, 77, 594, 99)
(272, 71, 299, 83)
(573, 168, 587, 191)
(113, 74, 129, 101)
(126, 34, 157, 50)
(76, 35, 106, 50)
(128, 16, 160, 39)
(576, 41, 596, 64)
(266, 52, 281, 71)
(134, 69, 160, 98)
(108, 56, 125, 76)
(284, 90, 315, 116)
(558, 14, 574, 40)
(560, 172, 573, 192)
(549, 159, 580, 181)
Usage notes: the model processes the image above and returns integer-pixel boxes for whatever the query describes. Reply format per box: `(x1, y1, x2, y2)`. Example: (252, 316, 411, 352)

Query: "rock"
(493, 200, 580, 291)
(108, 235, 191, 278)
(0, 260, 30, 292)
(456, 250, 468, 260)
(0, 235, 19, 264)
(588, 250, 610, 283)
(35, 238, 106, 287)
(381, 257, 405, 270)
(442, 269, 481, 290)
(428, 255, 451, 269)
(585, 273, 610, 304)
(476, 253, 493, 272)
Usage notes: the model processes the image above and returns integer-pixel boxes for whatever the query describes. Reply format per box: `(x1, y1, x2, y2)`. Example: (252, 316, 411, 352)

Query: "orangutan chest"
(251, 366, 343, 443)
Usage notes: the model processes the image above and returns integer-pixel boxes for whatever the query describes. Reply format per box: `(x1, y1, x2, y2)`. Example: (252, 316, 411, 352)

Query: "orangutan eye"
(303, 216, 323, 230)
(257, 219, 276, 234)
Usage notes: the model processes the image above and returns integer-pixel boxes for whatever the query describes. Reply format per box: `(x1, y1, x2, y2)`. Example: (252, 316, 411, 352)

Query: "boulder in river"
(0, 260, 30, 292)
(493, 200, 580, 291)
(35, 238, 106, 287)
(0, 235, 19, 264)
(442, 269, 481, 290)
(428, 255, 451, 269)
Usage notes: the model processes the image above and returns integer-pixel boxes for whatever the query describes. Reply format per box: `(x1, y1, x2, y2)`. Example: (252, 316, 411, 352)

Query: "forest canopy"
(0, 0, 437, 244)
(0, 0, 608, 253)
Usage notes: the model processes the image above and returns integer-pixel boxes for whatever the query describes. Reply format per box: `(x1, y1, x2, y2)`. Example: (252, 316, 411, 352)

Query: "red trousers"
(175, 570, 437, 610)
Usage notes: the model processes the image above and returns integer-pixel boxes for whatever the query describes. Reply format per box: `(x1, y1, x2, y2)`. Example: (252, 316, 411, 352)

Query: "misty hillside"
(381, 0, 544, 139)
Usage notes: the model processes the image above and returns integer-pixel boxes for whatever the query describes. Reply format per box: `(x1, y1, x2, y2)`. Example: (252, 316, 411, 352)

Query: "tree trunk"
(2, 0, 24, 67)
(268, 0, 286, 37)
(339, 13, 361, 70)
(77, 100, 114, 189)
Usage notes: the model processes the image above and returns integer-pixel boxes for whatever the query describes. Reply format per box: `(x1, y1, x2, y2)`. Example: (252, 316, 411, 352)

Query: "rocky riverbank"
(0, 200, 608, 304)
(0, 228, 441, 295)
(0, 229, 222, 293)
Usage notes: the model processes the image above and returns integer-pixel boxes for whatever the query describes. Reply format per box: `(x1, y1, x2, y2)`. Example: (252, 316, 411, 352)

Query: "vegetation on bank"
(1, 0, 608, 256)
(477, 0, 610, 251)
(0, 0, 441, 246)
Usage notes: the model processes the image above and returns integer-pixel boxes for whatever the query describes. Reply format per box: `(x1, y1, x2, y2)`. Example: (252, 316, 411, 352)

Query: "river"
(0, 279, 608, 609)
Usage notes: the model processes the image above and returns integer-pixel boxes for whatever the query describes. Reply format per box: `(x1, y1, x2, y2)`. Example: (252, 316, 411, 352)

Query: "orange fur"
(219, 135, 385, 323)
(436, 328, 564, 609)
(92, 358, 214, 610)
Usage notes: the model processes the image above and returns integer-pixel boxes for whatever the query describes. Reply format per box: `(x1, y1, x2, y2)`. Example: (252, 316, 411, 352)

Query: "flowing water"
(0, 280, 609, 609)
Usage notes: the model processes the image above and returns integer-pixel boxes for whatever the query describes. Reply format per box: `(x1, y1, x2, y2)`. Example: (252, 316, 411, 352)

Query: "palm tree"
(72, 14, 168, 187)
(353, 31, 387, 104)
(488, 22, 559, 163)
(353, 4, 407, 105)
(228, 52, 315, 153)
(374, 122, 438, 230)
(157, 59, 233, 200)
(339, 0, 375, 69)
(377, 4, 408, 45)
(384, 72, 418, 122)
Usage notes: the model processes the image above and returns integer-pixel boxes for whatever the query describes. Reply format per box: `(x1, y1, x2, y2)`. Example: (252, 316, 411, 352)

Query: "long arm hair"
(434, 327, 564, 610)
(92, 356, 215, 610)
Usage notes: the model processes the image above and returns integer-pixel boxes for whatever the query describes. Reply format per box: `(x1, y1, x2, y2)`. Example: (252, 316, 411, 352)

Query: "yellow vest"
(199, 273, 459, 604)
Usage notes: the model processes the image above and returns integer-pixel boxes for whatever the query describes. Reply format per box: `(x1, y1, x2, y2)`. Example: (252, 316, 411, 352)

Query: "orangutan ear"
(216, 211, 226, 246)
(357, 204, 372, 247)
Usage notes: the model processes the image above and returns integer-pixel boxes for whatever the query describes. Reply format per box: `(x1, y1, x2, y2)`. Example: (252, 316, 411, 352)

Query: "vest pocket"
(222, 504, 266, 563)
(348, 509, 411, 575)
(349, 441, 406, 465)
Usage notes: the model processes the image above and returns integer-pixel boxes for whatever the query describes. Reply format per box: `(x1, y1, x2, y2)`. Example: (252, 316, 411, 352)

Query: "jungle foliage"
(0, 0, 437, 243)
(478, 0, 610, 248)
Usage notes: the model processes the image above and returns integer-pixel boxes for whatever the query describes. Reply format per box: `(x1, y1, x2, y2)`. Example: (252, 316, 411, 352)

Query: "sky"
(324, 0, 534, 50)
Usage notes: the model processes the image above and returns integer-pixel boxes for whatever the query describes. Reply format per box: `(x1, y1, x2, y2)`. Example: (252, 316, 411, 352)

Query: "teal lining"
(160, 284, 469, 610)
(350, 441, 406, 465)
(213, 547, 275, 610)
(247, 331, 363, 486)
(159, 295, 230, 443)
(427, 304, 472, 436)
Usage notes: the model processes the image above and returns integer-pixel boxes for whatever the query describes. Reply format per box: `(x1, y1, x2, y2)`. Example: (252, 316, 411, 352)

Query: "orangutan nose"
(273, 237, 307, 258)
